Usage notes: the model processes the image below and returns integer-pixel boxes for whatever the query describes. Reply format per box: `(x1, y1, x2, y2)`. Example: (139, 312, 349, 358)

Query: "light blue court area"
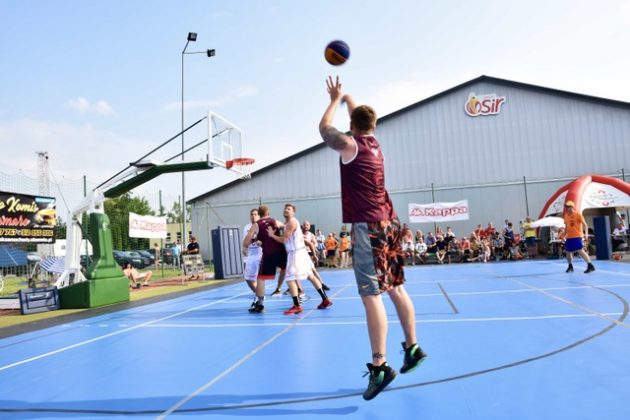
(1, 260, 629, 419)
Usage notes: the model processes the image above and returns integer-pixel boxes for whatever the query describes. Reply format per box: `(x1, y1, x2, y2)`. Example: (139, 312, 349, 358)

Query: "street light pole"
(180, 32, 215, 250)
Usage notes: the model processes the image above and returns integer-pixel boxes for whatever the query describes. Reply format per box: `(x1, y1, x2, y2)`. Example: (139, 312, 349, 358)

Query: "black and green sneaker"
(362, 362, 397, 401)
(400, 342, 428, 374)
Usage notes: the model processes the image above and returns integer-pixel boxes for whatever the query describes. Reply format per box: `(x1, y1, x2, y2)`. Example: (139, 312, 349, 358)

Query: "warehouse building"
(189, 75, 630, 262)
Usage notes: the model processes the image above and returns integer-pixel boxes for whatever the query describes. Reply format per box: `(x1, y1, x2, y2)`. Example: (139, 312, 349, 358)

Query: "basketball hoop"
(225, 157, 255, 180)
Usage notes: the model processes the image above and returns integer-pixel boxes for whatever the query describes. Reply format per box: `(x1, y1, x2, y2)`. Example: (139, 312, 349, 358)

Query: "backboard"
(207, 111, 251, 178)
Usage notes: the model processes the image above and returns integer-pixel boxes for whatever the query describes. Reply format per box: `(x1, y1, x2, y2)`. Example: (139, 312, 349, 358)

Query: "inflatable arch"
(538, 175, 630, 218)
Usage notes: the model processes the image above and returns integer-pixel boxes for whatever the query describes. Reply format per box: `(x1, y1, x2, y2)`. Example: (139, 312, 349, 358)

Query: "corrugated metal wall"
(191, 79, 630, 261)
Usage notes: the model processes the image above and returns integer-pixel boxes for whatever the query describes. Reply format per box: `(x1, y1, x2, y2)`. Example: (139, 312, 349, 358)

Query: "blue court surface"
(1, 259, 629, 419)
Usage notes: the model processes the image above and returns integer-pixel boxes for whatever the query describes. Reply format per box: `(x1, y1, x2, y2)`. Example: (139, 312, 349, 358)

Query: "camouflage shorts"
(351, 219, 405, 296)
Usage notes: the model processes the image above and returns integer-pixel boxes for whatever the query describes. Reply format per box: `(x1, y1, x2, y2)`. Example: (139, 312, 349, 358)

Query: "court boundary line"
(0, 289, 252, 372)
(437, 282, 459, 314)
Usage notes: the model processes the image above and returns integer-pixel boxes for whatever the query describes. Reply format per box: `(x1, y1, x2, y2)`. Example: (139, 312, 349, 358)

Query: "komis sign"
(464, 92, 506, 117)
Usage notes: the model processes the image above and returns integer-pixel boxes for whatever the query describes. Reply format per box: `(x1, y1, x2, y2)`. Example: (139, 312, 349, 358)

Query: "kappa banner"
(128, 213, 167, 239)
(408, 200, 470, 223)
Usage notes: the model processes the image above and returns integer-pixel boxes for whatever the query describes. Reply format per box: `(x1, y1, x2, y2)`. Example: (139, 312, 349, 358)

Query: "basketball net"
(225, 157, 255, 180)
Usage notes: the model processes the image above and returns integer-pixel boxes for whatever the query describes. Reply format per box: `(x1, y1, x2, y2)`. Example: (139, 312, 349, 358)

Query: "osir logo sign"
(464, 92, 506, 117)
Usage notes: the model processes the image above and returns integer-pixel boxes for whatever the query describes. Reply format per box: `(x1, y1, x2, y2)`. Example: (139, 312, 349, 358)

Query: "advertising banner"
(409, 200, 470, 223)
(129, 212, 167, 239)
(0, 191, 56, 243)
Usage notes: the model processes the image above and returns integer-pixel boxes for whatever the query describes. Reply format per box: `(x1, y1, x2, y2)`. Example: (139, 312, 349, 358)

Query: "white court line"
(157, 284, 352, 419)
(217, 283, 630, 305)
(0, 289, 252, 372)
(509, 278, 630, 330)
(145, 312, 624, 329)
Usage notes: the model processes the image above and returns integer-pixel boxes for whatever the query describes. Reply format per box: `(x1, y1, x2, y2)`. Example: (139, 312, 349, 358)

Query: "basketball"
(325, 40, 350, 66)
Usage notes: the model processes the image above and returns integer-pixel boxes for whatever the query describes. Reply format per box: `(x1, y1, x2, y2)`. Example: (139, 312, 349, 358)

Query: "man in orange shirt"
(562, 201, 595, 273)
(324, 233, 338, 268)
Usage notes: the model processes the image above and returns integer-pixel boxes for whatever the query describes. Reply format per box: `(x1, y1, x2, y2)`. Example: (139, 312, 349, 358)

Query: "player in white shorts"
(267, 203, 333, 314)
(242, 208, 262, 308)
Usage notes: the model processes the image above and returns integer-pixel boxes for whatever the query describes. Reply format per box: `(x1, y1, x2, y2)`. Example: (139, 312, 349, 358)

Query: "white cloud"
(68, 97, 91, 113)
(68, 97, 116, 115)
(93, 100, 115, 115)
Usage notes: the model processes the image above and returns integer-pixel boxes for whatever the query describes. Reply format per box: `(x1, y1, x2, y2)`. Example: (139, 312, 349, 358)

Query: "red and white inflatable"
(538, 175, 630, 218)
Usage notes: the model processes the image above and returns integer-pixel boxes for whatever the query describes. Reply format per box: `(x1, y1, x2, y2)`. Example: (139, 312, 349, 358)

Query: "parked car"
(113, 250, 144, 269)
(137, 250, 157, 265)
(127, 251, 150, 268)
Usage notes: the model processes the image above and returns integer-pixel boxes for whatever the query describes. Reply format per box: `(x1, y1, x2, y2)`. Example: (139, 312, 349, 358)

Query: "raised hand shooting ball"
(324, 40, 350, 66)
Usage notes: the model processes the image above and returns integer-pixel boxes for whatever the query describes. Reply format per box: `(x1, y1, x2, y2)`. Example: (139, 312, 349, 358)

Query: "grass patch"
(0, 271, 230, 330)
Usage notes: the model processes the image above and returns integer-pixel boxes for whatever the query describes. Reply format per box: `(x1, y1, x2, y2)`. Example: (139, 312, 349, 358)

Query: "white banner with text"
(128, 212, 167, 239)
(408, 200, 470, 223)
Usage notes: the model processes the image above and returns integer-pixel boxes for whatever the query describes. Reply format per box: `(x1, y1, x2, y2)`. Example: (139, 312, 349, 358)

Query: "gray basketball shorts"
(352, 220, 406, 297)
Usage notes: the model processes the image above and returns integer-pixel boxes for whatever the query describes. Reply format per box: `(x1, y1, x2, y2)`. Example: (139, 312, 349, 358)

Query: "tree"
(104, 193, 155, 250)
(166, 201, 191, 224)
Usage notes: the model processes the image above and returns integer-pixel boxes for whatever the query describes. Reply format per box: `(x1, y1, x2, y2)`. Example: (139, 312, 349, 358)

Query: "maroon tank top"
(340, 135, 396, 223)
(257, 217, 283, 255)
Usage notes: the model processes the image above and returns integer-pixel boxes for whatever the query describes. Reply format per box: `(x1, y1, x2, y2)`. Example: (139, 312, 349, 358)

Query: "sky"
(1, 0, 629, 217)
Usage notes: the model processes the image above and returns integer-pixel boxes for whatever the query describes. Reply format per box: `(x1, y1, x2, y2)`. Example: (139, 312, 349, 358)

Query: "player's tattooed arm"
(320, 126, 350, 151)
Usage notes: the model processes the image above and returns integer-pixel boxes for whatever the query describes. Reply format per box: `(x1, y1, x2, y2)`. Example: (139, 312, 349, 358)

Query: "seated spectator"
(447, 237, 461, 263)
(491, 232, 503, 261)
(435, 234, 448, 264)
(484, 222, 497, 240)
(469, 235, 481, 262)
(480, 237, 491, 263)
(474, 224, 484, 240)
(612, 223, 627, 251)
(122, 262, 152, 288)
(415, 237, 428, 264)
(459, 236, 471, 262)
(401, 224, 415, 265)
(425, 232, 437, 253)
(444, 227, 457, 263)
(414, 229, 424, 243)
(503, 222, 515, 259)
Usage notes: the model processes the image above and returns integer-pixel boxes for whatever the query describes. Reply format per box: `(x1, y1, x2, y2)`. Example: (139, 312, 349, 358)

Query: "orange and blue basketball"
(324, 40, 350, 66)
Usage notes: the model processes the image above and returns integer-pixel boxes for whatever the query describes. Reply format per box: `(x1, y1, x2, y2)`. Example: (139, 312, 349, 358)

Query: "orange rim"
(226, 157, 255, 169)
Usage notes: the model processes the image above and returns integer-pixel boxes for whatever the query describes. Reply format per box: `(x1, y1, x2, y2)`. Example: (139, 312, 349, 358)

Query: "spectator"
(469, 235, 480, 262)
(474, 224, 484, 240)
(523, 216, 538, 258)
(338, 233, 351, 268)
(425, 232, 437, 254)
(480, 237, 491, 263)
(415, 237, 427, 264)
(414, 230, 424, 243)
(171, 240, 181, 267)
(612, 222, 627, 251)
(435, 234, 448, 264)
(122, 262, 152, 288)
(316, 229, 326, 263)
(503, 222, 515, 259)
(325, 233, 338, 268)
(401, 224, 415, 265)
(187, 236, 200, 255)
(459, 236, 471, 262)
(491, 232, 503, 261)
(186, 236, 201, 280)
(153, 242, 160, 269)
(484, 222, 497, 239)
